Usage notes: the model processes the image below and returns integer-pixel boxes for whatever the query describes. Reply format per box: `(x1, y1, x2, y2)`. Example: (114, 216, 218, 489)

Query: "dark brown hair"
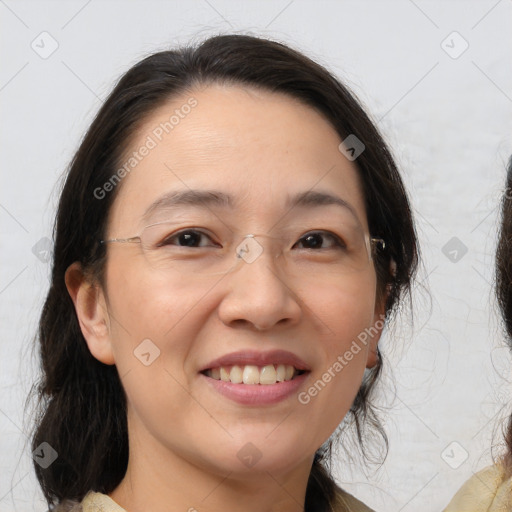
(496, 156, 512, 476)
(29, 33, 419, 511)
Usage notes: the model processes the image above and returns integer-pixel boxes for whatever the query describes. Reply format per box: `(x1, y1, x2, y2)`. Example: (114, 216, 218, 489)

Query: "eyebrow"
(142, 189, 360, 223)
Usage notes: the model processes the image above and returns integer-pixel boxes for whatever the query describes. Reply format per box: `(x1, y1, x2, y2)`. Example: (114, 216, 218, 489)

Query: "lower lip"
(200, 372, 309, 405)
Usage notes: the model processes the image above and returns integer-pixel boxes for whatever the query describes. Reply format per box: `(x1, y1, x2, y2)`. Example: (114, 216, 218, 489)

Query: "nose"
(217, 245, 302, 331)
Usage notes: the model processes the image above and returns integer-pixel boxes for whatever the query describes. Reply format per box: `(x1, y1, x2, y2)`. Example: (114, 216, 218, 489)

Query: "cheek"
(301, 271, 378, 339)
(103, 260, 214, 371)
(107, 255, 205, 321)
(297, 274, 377, 423)
(103, 267, 217, 438)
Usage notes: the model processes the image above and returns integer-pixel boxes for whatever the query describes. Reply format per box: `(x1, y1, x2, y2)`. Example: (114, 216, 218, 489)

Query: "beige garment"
(443, 464, 512, 511)
(77, 487, 375, 512)
(78, 491, 124, 511)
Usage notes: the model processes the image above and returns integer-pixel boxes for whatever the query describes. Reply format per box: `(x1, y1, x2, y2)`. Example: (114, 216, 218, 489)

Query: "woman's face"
(79, 83, 384, 479)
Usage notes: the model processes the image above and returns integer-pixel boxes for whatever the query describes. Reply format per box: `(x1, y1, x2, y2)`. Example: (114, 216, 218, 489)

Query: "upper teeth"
(205, 364, 297, 385)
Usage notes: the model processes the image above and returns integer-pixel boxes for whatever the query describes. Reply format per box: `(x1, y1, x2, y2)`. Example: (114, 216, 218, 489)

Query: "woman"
(30, 34, 418, 512)
(444, 159, 512, 511)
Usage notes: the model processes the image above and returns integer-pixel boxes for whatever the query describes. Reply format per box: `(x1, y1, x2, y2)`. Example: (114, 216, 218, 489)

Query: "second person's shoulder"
(443, 463, 512, 511)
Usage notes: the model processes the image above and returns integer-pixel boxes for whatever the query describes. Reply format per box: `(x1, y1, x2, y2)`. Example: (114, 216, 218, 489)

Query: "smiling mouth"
(202, 364, 307, 385)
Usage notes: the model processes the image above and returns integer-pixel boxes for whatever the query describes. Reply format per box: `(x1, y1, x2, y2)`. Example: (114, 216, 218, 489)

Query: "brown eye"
(159, 229, 217, 248)
(294, 231, 345, 250)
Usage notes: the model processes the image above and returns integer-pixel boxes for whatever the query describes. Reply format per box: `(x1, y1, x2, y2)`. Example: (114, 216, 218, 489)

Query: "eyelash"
(159, 229, 346, 250)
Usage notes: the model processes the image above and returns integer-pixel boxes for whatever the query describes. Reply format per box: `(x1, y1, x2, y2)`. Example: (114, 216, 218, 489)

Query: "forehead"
(107, 83, 367, 233)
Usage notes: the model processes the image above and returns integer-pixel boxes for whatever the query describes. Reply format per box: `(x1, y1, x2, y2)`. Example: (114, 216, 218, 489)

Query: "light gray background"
(1, 1, 512, 510)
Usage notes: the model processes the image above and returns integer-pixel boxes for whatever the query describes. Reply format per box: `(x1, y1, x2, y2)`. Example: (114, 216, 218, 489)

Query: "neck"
(109, 420, 314, 512)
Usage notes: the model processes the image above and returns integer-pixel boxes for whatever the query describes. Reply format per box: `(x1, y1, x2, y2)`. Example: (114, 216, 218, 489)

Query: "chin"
(199, 430, 315, 477)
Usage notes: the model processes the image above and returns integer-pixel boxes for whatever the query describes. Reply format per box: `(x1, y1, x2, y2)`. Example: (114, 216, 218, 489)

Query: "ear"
(366, 258, 395, 368)
(366, 298, 386, 369)
(65, 262, 115, 365)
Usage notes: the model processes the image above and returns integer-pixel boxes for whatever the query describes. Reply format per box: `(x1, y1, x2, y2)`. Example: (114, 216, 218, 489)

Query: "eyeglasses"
(100, 219, 385, 279)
